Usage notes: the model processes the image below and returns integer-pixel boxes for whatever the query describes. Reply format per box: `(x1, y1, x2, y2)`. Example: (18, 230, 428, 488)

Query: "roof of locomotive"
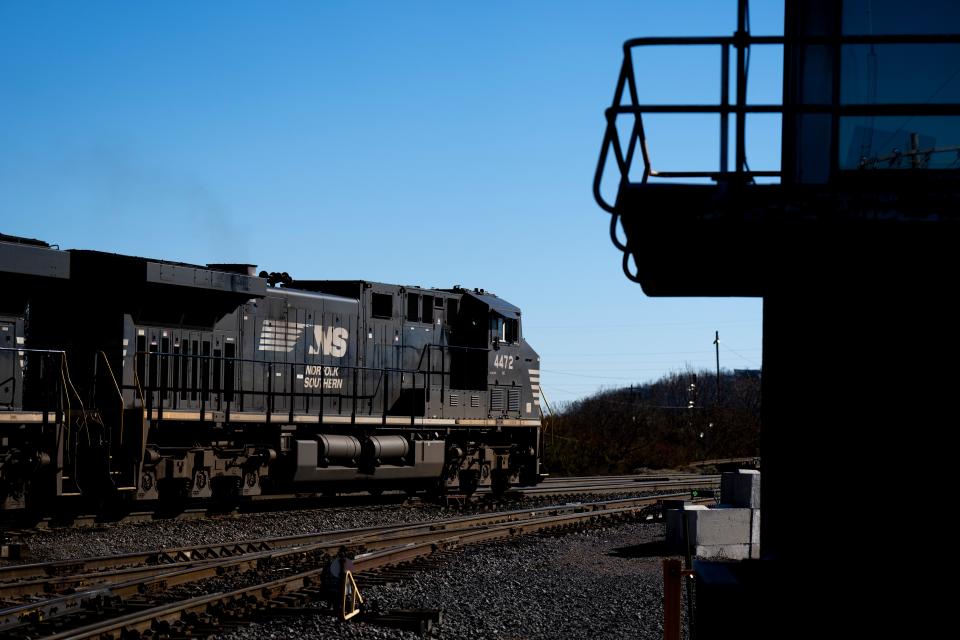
(1, 241, 521, 317)
(287, 280, 521, 317)
(288, 279, 461, 295)
(463, 290, 520, 317)
(268, 285, 359, 306)
(66, 249, 266, 297)
(0, 232, 53, 248)
(0, 234, 70, 279)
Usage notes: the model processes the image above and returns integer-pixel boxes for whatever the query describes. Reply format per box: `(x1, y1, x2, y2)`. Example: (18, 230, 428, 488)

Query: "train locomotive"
(0, 233, 545, 513)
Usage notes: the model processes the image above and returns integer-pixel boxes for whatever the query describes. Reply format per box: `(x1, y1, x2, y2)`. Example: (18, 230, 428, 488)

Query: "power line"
(525, 319, 759, 330)
(721, 342, 762, 367)
(540, 368, 640, 380)
(541, 347, 762, 357)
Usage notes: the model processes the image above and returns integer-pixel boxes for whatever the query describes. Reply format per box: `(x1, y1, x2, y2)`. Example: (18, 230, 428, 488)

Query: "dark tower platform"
(595, 1, 960, 635)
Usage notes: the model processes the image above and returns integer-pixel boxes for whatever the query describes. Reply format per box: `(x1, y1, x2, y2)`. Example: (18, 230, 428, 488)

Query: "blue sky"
(0, 1, 779, 405)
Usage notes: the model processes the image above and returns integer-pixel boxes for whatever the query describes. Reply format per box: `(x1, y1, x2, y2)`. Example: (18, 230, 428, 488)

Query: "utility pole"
(714, 330, 721, 406)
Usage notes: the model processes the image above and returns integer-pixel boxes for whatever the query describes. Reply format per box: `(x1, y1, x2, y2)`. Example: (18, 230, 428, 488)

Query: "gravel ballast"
(3, 491, 671, 563)
(218, 521, 686, 640)
(5, 502, 448, 562)
(2, 494, 692, 639)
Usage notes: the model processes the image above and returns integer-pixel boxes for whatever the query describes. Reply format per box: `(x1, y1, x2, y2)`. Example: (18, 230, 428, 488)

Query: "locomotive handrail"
(127, 339, 504, 428)
(2, 341, 492, 427)
(127, 349, 460, 426)
(415, 342, 490, 403)
(0, 347, 68, 423)
(0, 346, 68, 354)
(0, 347, 81, 493)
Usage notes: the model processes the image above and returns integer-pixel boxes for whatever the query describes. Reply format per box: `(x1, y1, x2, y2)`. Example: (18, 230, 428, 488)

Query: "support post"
(663, 558, 682, 640)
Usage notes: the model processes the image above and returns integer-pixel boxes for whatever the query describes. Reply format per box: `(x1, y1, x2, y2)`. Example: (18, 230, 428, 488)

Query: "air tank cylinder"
(364, 435, 410, 461)
(318, 434, 362, 461)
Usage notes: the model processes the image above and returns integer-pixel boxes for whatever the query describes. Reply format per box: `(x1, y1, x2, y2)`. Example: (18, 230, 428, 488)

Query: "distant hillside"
(542, 370, 760, 476)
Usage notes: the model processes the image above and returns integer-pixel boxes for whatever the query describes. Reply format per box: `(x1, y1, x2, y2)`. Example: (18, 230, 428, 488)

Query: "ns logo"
(308, 326, 349, 358)
(258, 320, 349, 357)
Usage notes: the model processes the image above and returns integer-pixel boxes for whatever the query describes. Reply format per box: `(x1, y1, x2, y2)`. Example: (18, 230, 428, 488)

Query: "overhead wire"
(720, 343, 762, 367)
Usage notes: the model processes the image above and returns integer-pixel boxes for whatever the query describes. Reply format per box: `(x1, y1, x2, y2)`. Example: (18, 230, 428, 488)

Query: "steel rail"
(0, 477, 717, 587)
(537, 473, 705, 483)
(3, 493, 706, 638)
(518, 477, 719, 496)
(0, 475, 707, 531)
(36, 495, 686, 640)
(0, 489, 716, 601)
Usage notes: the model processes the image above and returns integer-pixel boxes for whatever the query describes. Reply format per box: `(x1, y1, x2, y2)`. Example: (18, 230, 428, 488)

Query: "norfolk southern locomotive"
(0, 234, 544, 513)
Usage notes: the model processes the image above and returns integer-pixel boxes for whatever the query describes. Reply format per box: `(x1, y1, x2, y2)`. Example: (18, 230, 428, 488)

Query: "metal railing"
(3, 341, 498, 426)
(131, 351, 422, 425)
(0, 346, 67, 422)
(594, 14, 960, 215)
(594, 1, 960, 284)
(593, 33, 781, 212)
(129, 343, 493, 426)
(417, 343, 491, 405)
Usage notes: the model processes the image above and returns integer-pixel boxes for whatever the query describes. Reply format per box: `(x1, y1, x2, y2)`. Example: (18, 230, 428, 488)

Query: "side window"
(490, 316, 505, 342)
(505, 318, 519, 343)
(446, 298, 459, 323)
(372, 293, 393, 319)
(490, 315, 519, 343)
(422, 295, 434, 324)
(406, 294, 420, 322)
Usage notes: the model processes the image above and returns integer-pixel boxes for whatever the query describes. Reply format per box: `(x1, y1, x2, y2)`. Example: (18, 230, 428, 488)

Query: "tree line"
(541, 369, 760, 476)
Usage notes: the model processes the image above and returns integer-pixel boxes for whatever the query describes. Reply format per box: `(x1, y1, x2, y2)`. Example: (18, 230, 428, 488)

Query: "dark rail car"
(0, 234, 544, 512)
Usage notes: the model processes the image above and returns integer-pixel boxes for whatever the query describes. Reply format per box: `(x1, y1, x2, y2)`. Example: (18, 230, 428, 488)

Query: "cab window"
(490, 315, 519, 344)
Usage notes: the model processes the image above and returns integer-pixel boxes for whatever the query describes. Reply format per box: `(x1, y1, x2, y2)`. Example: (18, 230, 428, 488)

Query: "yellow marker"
(341, 570, 363, 621)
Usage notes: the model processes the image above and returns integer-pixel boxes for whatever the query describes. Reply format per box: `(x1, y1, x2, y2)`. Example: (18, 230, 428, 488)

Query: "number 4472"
(494, 354, 514, 370)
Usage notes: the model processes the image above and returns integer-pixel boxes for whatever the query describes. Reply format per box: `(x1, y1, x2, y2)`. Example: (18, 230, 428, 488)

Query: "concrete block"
(665, 505, 707, 547)
(689, 507, 752, 546)
(720, 470, 760, 508)
(694, 543, 761, 560)
(667, 506, 761, 557)
(694, 544, 752, 561)
(750, 508, 760, 545)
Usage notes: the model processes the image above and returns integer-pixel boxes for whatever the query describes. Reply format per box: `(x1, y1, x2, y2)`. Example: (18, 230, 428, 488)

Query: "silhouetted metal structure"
(596, 0, 959, 635)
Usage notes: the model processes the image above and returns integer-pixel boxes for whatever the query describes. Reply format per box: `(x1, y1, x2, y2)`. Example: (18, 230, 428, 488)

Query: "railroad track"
(516, 475, 719, 496)
(0, 491, 714, 639)
(2, 494, 413, 532)
(0, 473, 718, 532)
